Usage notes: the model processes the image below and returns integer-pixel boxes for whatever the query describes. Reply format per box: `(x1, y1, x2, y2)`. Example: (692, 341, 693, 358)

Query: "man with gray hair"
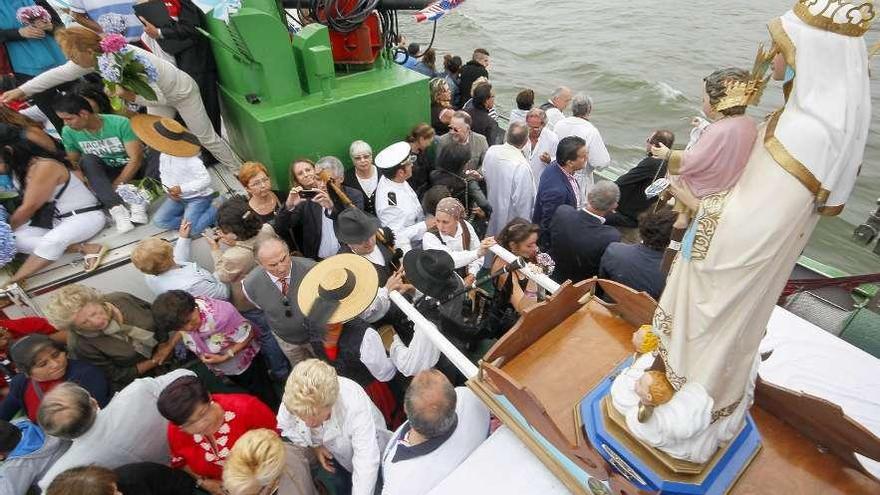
(540, 86, 573, 130)
(482, 121, 537, 236)
(435, 110, 489, 172)
(36, 369, 195, 491)
(553, 93, 612, 201)
(523, 108, 559, 184)
(381, 369, 490, 494)
(316, 155, 366, 210)
(549, 180, 621, 284)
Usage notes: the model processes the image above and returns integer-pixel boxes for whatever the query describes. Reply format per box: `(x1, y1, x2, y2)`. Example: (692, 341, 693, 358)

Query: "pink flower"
(99, 34, 128, 54)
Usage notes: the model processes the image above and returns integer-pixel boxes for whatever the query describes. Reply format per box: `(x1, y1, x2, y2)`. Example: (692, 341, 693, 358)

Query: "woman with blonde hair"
(278, 359, 390, 495)
(343, 141, 379, 214)
(43, 284, 177, 392)
(223, 428, 316, 495)
(1, 26, 240, 169)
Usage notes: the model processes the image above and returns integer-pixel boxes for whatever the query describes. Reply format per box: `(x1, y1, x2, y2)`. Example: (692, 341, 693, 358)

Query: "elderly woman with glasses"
(343, 141, 379, 214)
(315, 156, 365, 212)
(278, 359, 390, 495)
(157, 375, 277, 495)
(421, 197, 495, 286)
(43, 284, 178, 392)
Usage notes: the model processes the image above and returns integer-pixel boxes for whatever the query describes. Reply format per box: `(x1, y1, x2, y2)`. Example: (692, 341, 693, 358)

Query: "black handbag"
(29, 174, 70, 229)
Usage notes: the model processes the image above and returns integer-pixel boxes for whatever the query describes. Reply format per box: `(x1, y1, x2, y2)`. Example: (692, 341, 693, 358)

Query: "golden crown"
(793, 0, 875, 37)
(714, 44, 775, 112)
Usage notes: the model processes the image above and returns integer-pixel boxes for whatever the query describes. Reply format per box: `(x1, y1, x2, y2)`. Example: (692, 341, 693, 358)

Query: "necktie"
(280, 278, 289, 296)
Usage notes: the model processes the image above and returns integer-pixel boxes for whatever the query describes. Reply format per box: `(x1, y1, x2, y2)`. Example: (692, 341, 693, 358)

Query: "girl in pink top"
(152, 290, 279, 409)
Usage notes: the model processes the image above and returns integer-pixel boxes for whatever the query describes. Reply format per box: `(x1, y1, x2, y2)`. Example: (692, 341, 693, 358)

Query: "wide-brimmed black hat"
(403, 249, 458, 299)
(335, 208, 381, 245)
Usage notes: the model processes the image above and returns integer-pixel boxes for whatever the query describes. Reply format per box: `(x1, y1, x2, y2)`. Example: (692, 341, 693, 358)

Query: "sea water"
(400, 0, 880, 274)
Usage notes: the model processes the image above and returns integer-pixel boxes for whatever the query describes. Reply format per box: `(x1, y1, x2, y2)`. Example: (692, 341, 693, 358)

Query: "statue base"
(579, 358, 762, 494)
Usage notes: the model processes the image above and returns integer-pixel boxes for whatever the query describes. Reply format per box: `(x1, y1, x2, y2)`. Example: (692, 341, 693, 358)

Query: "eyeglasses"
(249, 177, 271, 187)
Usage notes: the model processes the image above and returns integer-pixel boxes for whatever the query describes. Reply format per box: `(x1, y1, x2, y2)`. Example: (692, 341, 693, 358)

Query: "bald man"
(242, 235, 318, 368)
(381, 370, 490, 494)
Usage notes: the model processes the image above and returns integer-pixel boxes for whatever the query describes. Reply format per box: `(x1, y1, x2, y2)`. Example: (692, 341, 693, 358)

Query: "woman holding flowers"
(0, 1, 70, 131)
(0, 26, 241, 170)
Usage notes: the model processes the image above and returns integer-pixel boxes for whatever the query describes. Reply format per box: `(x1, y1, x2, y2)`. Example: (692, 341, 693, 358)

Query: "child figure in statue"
(649, 68, 761, 268)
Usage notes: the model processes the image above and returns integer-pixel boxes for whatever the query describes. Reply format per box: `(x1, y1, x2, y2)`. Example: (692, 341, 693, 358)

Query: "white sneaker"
(109, 205, 134, 233)
(128, 202, 148, 224)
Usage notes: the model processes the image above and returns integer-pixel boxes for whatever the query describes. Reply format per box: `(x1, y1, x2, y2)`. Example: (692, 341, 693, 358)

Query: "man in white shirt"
(482, 122, 536, 236)
(36, 369, 195, 491)
(521, 108, 559, 188)
(539, 86, 572, 131)
(381, 369, 490, 495)
(375, 142, 435, 253)
(553, 93, 612, 203)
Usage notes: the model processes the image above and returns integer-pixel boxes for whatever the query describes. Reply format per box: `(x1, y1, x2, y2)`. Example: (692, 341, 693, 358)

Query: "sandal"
(83, 245, 108, 273)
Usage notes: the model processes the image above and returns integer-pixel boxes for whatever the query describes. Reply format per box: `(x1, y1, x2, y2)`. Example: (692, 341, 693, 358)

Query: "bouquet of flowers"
(535, 251, 555, 276)
(16, 6, 51, 26)
(97, 13, 128, 35)
(96, 34, 159, 111)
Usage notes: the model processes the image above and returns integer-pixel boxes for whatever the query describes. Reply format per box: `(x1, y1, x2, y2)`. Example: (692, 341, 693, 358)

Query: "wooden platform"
(472, 279, 880, 494)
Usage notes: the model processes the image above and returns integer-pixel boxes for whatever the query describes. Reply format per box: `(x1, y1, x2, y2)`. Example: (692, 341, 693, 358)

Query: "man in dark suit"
(549, 180, 621, 284)
(457, 48, 490, 108)
(532, 135, 587, 249)
(606, 130, 674, 228)
(600, 208, 676, 300)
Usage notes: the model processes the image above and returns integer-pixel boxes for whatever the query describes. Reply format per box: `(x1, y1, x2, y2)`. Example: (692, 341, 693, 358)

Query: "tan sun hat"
(297, 253, 379, 325)
(130, 114, 201, 157)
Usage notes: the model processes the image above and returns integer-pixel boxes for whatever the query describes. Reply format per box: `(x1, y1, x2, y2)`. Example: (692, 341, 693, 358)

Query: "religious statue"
(611, 0, 873, 463)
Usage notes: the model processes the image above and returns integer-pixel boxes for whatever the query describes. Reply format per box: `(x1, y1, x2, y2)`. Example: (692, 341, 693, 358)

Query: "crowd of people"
(0, 1, 688, 494)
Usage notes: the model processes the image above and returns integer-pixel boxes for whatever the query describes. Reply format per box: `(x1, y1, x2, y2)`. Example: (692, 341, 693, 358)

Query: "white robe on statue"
(611, 8, 871, 463)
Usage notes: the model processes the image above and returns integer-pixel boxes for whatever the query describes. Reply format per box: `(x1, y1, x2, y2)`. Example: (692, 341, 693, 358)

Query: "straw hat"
(130, 114, 201, 157)
(297, 253, 379, 325)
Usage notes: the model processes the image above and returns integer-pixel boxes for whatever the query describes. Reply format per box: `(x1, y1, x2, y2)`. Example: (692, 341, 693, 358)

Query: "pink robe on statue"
(671, 116, 758, 198)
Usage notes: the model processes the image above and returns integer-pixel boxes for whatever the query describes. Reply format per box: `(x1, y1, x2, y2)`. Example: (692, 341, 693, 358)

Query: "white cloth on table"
(427, 426, 573, 495)
(381, 388, 490, 495)
(482, 143, 536, 236)
(158, 154, 213, 199)
(278, 377, 391, 495)
(421, 221, 482, 277)
(359, 327, 398, 382)
(759, 306, 880, 478)
(375, 176, 426, 253)
(144, 237, 230, 299)
(553, 116, 611, 202)
(19, 47, 240, 169)
(522, 127, 559, 188)
(38, 369, 196, 491)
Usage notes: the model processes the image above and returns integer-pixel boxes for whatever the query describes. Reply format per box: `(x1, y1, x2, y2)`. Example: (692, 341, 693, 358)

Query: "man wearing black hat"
(335, 208, 408, 324)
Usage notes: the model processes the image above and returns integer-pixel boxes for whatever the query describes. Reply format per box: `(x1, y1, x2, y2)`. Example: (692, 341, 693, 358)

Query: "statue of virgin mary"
(611, 0, 873, 463)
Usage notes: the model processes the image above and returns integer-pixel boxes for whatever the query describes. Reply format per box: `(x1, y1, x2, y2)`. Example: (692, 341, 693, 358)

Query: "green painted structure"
(202, 0, 430, 190)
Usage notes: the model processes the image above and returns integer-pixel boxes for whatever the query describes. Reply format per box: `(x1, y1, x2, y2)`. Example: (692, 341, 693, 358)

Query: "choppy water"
(400, 0, 880, 274)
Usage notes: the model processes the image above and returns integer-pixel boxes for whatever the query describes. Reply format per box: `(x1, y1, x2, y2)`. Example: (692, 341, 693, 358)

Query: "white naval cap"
(374, 141, 413, 170)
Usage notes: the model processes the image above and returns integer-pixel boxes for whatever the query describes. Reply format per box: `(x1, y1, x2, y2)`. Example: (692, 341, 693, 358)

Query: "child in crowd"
(131, 115, 217, 236)
(151, 290, 278, 409)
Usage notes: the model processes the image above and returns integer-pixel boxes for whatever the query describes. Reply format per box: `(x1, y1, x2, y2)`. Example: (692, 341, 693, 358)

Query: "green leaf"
(126, 77, 158, 102)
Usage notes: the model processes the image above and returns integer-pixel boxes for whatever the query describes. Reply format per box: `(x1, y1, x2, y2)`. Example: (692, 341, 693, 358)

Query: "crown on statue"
(714, 44, 775, 112)
(793, 0, 875, 37)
